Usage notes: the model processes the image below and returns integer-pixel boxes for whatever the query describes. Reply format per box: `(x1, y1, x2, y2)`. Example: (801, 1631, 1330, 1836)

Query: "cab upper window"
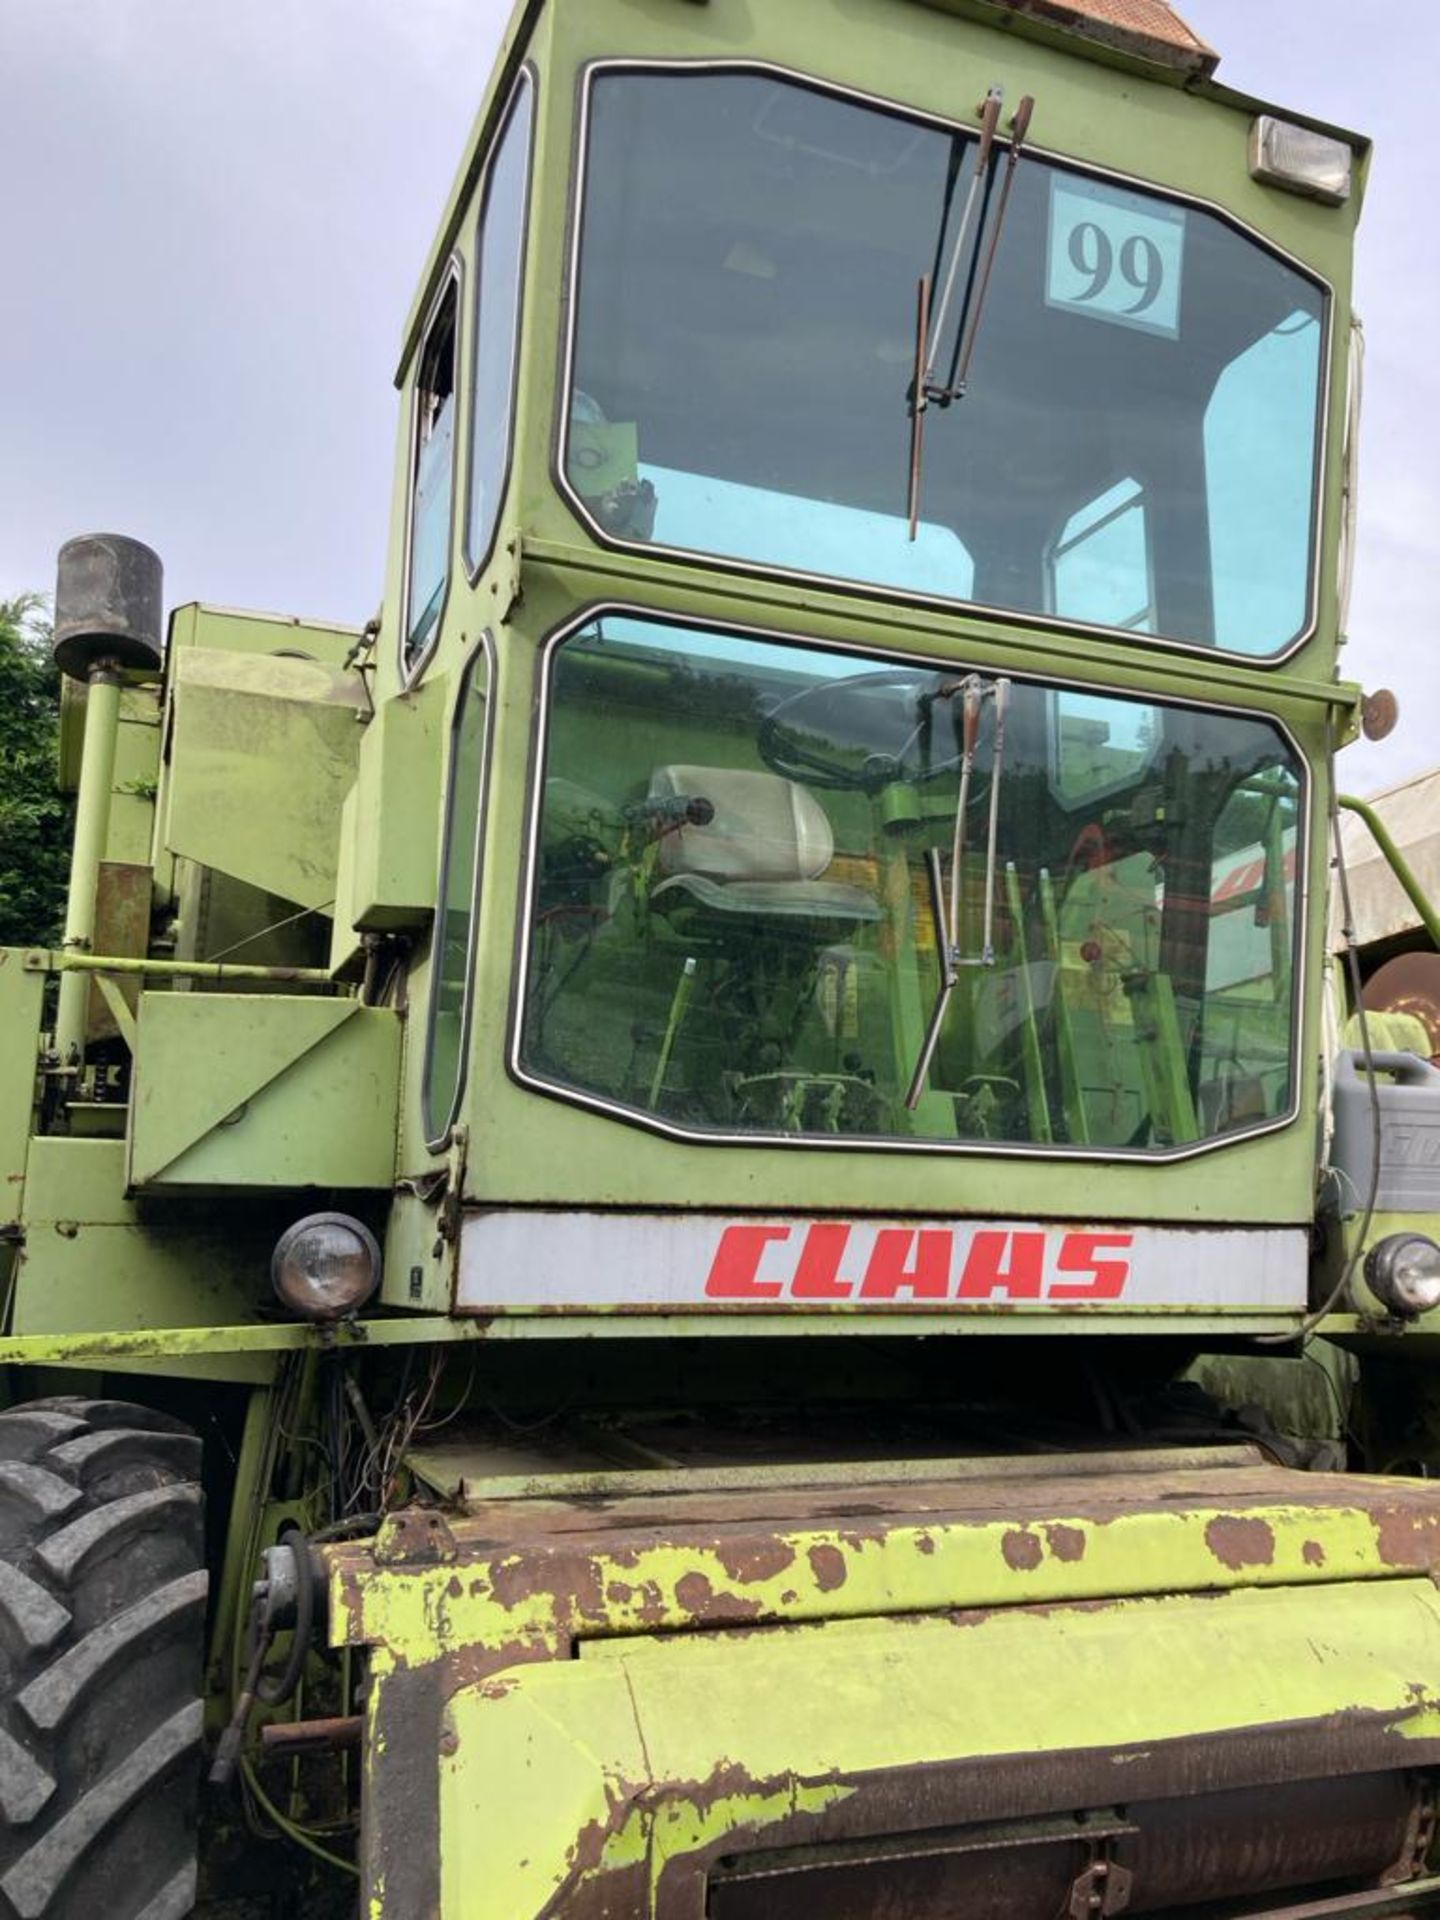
(404, 272, 459, 674)
(564, 68, 1328, 660)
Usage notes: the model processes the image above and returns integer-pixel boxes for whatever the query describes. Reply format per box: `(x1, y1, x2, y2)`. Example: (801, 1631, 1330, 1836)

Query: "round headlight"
(1365, 1233, 1440, 1318)
(271, 1213, 381, 1322)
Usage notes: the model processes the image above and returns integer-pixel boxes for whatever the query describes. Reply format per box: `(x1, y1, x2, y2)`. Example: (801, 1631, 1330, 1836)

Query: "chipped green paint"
(430, 1581, 1440, 1917)
(331, 1496, 1423, 1669)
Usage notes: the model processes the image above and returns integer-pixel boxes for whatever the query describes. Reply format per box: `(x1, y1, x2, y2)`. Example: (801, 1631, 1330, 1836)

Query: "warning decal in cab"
(456, 1213, 1307, 1314)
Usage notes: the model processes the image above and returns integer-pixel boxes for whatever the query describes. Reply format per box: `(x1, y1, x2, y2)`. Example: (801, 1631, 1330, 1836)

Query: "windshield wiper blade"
(904, 675, 1010, 1111)
(907, 271, 932, 542)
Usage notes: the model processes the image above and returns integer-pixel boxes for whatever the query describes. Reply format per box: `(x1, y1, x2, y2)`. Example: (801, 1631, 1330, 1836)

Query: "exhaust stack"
(50, 534, 164, 1068)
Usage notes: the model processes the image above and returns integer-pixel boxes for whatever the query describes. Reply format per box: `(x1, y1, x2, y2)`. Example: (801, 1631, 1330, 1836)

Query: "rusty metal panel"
(325, 1457, 1440, 1917)
(979, 0, 1217, 75)
(85, 860, 152, 1042)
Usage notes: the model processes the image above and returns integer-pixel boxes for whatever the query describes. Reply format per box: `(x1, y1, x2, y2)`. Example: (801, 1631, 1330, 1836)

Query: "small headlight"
(1250, 116, 1352, 205)
(272, 1213, 381, 1322)
(1365, 1233, 1440, 1318)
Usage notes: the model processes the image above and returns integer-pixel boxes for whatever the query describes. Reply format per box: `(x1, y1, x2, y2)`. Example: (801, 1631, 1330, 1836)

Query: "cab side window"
(404, 274, 460, 673)
(467, 74, 535, 575)
(423, 639, 493, 1143)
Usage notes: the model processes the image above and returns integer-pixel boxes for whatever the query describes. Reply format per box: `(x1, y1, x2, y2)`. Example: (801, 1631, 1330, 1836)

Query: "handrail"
(22, 950, 338, 987)
(1337, 793, 1440, 948)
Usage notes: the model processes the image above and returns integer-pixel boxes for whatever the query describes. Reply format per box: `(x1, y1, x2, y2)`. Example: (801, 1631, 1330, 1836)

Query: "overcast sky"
(2, 0, 1434, 793)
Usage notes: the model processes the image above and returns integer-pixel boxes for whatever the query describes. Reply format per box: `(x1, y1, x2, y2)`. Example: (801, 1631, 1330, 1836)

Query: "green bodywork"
(14, 1, 1440, 1913)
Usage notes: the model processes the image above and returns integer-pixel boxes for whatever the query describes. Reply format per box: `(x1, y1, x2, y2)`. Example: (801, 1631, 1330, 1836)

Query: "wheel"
(0, 1397, 206, 1920)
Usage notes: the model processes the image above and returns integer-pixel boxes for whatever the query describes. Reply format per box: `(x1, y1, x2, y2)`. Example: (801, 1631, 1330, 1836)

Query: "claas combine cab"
(7, 0, 1440, 1915)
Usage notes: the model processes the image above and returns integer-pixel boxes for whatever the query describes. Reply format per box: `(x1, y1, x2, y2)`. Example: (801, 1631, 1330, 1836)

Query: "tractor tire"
(0, 1397, 206, 1920)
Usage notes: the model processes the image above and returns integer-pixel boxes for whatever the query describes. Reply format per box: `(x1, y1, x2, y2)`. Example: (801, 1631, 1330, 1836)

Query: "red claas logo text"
(704, 1223, 1133, 1302)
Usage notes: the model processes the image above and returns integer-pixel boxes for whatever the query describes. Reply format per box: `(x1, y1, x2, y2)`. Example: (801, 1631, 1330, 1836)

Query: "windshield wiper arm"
(904, 675, 1010, 1111)
(909, 92, 1002, 540)
(907, 94, 1034, 536)
(924, 89, 1004, 399)
(946, 95, 1034, 399)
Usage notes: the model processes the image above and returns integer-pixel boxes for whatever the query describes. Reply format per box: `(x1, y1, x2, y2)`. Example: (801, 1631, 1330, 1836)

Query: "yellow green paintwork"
(435, 1581, 1440, 1916)
(333, 1493, 1423, 1672)
(161, 647, 367, 913)
(0, 951, 42, 1233)
(9, 1138, 277, 1384)
(333, 673, 448, 953)
(126, 991, 400, 1190)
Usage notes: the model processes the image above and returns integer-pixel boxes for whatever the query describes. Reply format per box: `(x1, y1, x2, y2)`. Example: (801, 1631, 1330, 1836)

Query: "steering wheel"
(756, 668, 968, 792)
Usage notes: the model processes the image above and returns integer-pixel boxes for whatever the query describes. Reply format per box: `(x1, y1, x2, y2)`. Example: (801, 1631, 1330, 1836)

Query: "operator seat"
(647, 766, 881, 927)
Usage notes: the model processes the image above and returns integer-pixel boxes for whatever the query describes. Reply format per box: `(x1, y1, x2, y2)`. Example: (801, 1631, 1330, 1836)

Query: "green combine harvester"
(5, 0, 1440, 1912)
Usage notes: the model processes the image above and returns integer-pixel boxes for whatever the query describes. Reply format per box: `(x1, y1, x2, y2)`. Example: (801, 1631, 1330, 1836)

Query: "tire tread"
(0, 1403, 204, 1920)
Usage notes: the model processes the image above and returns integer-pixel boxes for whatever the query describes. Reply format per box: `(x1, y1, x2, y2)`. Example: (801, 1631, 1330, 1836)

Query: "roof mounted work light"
(1250, 116, 1352, 205)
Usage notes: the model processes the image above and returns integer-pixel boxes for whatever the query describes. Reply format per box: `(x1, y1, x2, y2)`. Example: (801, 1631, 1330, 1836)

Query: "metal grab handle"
(1335, 1047, 1440, 1086)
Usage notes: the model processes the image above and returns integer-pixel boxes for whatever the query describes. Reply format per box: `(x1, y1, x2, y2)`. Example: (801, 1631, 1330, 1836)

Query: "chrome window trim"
(463, 65, 538, 586)
(507, 598, 1313, 1163)
(555, 56, 1336, 670)
(422, 629, 499, 1150)
(400, 257, 464, 689)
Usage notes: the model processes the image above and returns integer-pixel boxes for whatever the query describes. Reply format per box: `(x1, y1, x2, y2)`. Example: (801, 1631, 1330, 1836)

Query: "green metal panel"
(166, 601, 362, 668)
(436, 1581, 1440, 1917)
(10, 1139, 276, 1383)
(127, 992, 400, 1190)
(0, 951, 42, 1232)
(162, 647, 366, 912)
(343, 676, 447, 935)
(330, 1455, 1440, 1916)
(330, 782, 366, 976)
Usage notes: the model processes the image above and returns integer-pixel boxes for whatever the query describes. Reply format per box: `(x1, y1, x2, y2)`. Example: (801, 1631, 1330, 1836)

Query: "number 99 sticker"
(1046, 175, 1185, 338)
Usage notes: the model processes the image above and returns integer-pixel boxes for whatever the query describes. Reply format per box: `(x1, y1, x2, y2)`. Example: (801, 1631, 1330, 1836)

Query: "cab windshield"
(565, 68, 1328, 658)
(518, 615, 1303, 1153)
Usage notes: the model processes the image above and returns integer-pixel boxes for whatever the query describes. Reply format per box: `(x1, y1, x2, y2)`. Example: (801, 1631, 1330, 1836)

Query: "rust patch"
(488, 1549, 606, 1622)
(1374, 1504, 1440, 1570)
(1205, 1515, 1276, 1570)
(807, 1543, 848, 1593)
(1303, 1539, 1326, 1567)
(1045, 1524, 1086, 1563)
(632, 1580, 667, 1628)
(1001, 1528, 1045, 1572)
(606, 1581, 634, 1606)
(717, 1539, 797, 1585)
(838, 1527, 885, 1552)
(675, 1571, 716, 1616)
(915, 1533, 937, 1556)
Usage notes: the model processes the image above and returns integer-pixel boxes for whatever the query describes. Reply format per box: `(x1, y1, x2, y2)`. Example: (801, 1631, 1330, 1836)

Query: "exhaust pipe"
(50, 534, 164, 1069)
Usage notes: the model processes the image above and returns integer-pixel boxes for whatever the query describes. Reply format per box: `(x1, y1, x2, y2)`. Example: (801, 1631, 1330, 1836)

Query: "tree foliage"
(0, 596, 71, 947)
